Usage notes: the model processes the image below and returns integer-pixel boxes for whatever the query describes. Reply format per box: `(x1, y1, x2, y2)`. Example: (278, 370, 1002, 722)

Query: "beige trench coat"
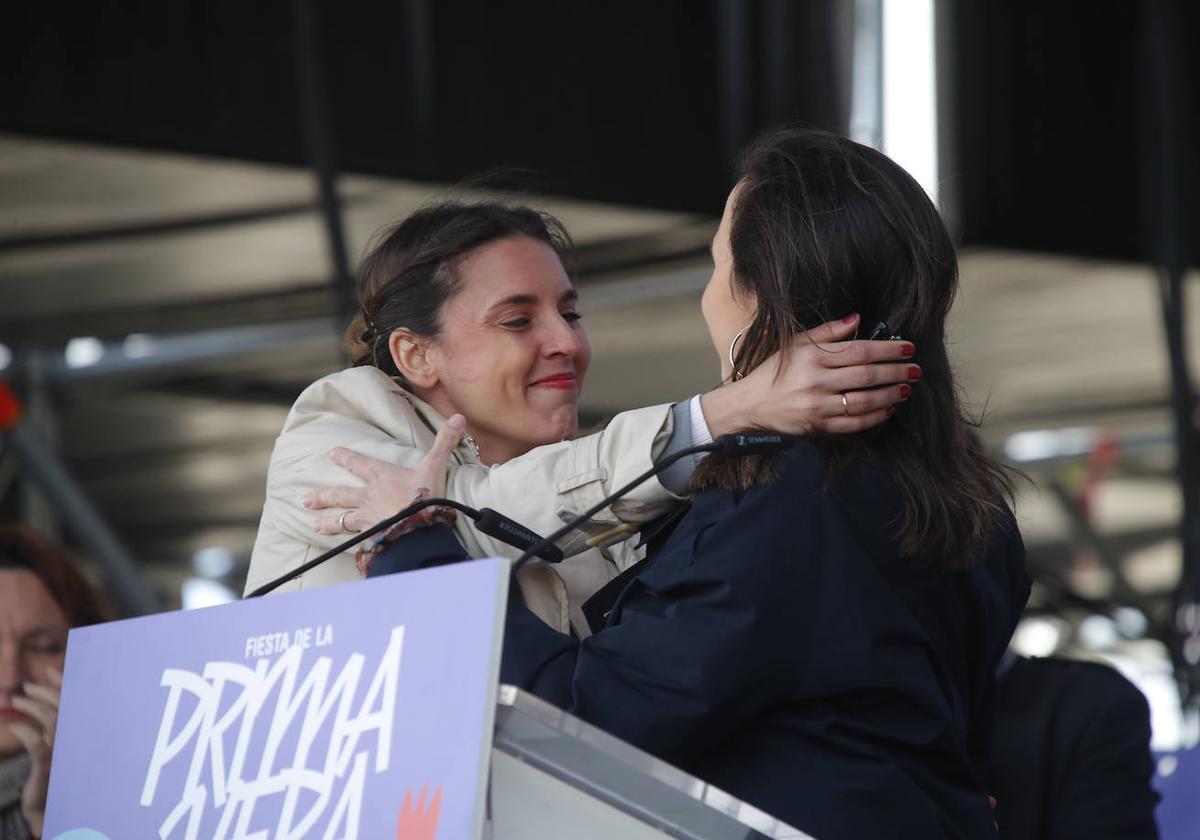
(244, 366, 681, 636)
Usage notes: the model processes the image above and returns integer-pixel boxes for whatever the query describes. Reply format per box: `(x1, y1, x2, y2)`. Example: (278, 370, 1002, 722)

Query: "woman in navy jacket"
(370, 128, 1029, 839)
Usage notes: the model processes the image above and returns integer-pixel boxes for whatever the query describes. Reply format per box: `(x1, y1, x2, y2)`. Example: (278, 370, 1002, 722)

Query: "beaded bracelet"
(355, 487, 457, 578)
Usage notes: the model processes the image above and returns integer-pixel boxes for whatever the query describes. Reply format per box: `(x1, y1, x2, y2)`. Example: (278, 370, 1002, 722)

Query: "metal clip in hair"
(867, 321, 904, 341)
(360, 313, 378, 344)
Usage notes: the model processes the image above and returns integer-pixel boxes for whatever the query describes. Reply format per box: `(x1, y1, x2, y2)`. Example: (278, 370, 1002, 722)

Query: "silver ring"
(338, 510, 353, 533)
(841, 393, 850, 417)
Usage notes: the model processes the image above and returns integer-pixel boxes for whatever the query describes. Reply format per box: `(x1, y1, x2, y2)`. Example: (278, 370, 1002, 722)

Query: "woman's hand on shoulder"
(700, 314, 920, 437)
(305, 415, 466, 535)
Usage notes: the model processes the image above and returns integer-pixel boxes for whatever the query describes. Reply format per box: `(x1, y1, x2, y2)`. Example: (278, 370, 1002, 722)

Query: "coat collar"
(390, 383, 483, 467)
(634, 502, 692, 550)
(581, 504, 693, 634)
(581, 556, 647, 635)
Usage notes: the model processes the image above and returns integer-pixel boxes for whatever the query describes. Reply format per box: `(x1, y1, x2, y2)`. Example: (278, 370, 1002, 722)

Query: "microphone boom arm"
(510, 431, 794, 574)
(248, 497, 562, 597)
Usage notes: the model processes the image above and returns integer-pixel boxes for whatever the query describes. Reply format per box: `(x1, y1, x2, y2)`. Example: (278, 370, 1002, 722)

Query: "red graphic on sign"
(396, 785, 442, 840)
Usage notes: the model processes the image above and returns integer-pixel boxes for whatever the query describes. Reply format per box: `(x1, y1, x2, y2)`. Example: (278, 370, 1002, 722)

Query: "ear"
(388, 329, 439, 389)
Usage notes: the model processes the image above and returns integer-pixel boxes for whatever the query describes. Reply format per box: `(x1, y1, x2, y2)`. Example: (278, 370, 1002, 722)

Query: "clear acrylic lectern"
(487, 685, 817, 840)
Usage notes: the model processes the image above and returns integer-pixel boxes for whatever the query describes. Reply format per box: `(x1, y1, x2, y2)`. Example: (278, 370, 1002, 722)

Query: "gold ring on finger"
(841, 393, 850, 417)
(338, 510, 353, 533)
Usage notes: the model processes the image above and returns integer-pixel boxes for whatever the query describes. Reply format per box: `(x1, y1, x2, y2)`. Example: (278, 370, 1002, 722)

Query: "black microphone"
(473, 508, 564, 564)
(247, 498, 563, 597)
(709, 431, 794, 456)
(510, 431, 795, 574)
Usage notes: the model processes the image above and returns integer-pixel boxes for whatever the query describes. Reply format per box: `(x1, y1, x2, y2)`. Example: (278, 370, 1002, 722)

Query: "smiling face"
(701, 185, 758, 380)
(0, 569, 69, 758)
(394, 234, 591, 464)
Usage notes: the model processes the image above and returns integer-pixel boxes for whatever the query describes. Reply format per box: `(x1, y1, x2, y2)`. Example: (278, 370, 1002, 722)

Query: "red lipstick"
(529, 373, 578, 390)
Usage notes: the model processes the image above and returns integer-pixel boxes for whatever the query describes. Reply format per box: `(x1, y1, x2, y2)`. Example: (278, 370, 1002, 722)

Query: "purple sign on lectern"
(44, 557, 509, 840)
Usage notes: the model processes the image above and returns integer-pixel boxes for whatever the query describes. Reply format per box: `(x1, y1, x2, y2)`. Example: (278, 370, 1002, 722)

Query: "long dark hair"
(696, 127, 1014, 569)
(346, 201, 573, 388)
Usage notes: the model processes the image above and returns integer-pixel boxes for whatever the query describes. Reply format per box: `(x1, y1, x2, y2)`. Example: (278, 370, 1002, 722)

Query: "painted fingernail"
(908, 366, 922, 380)
(899, 384, 912, 399)
(886, 406, 896, 417)
(901, 343, 915, 357)
(842, 313, 858, 324)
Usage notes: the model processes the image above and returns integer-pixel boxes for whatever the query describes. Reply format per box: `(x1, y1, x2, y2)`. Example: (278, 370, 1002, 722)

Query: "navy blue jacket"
(371, 443, 1030, 839)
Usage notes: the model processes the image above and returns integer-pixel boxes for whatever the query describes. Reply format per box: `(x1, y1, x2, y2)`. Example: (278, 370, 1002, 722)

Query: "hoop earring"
(728, 326, 748, 381)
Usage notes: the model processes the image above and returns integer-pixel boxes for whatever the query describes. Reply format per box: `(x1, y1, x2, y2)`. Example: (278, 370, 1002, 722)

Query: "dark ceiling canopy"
(1, 1, 1194, 262)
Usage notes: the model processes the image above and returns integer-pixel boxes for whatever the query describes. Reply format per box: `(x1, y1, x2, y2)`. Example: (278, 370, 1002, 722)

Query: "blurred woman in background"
(0, 525, 109, 840)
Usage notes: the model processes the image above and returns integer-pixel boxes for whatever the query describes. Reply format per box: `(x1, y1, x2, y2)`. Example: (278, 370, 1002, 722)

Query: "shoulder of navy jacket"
(581, 556, 650, 634)
(687, 479, 746, 516)
(769, 439, 826, 481)
(634, 503, 691, 551)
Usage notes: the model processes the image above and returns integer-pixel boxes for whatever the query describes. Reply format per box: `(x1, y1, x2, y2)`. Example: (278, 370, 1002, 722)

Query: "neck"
(413, 388, 527, 466)
(469, 433, 527, 466)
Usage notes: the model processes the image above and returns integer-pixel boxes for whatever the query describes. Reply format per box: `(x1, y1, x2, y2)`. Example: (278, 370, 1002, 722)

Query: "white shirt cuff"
(689, 394, 714, 447)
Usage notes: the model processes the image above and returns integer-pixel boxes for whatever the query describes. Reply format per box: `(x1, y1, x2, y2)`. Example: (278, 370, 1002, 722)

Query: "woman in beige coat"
(245, 202, 918, 635)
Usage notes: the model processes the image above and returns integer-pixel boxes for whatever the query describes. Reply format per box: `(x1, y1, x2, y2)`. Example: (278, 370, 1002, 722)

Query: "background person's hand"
(701, 314, 920, 437)
(6, 667, 62, 839)
(305, 414, 466, 535)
